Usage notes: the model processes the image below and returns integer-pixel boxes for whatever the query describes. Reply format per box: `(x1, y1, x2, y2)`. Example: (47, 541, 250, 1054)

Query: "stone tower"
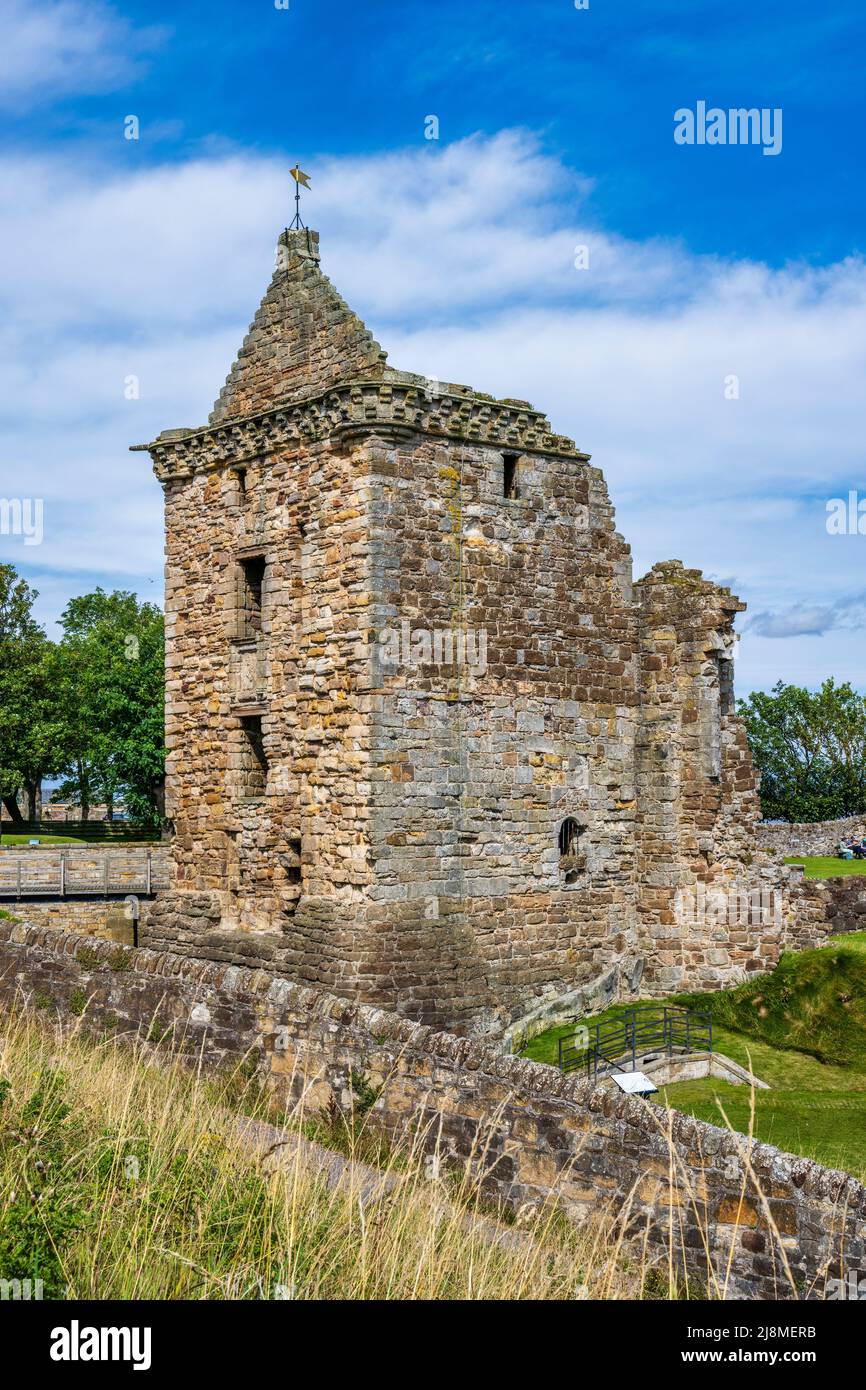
(136, 227, 773, 1034)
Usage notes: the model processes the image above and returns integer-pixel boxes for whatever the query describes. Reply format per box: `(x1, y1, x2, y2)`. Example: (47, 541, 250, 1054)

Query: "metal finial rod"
(289, 162, 310, 230)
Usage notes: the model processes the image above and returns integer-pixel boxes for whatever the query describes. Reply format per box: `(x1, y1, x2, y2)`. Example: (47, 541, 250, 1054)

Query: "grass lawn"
(0, 834, 87, 846)
(784, 855, 866, 878)
(521, 932, 866, 1180)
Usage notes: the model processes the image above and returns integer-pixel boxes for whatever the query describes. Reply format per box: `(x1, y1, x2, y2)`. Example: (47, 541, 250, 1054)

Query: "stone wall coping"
(3, 919, 866, 1213)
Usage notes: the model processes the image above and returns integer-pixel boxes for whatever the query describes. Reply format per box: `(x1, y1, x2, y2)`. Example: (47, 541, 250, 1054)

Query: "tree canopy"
(0, 564, 165, 827)
(0, 564, 54, 819)
(739, 679, 866, 823)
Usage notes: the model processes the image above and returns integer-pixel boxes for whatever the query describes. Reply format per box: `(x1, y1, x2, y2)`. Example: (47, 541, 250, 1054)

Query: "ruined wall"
(1, 920, 862, 1301)
(785, 873, 866, 942)
(635, 563, 778, 993)
(362, 428, 642, 1031)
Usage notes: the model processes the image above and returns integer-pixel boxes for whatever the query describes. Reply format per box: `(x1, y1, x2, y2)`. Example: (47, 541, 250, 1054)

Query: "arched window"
(558, 817, 581, 856)
(558, 818, 584, 884)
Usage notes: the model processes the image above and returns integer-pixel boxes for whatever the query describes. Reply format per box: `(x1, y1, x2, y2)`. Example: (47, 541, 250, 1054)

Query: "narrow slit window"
(238, 554, 266, 638)
(558, 817, 580, 856)
(285, 838, 302, 884)
(558, 818, 584, 884)
(240, 715, 268, 798)
(503, 453, 520, 499)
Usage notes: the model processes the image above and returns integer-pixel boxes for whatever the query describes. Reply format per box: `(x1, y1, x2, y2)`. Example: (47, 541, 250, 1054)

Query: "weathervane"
(289, 163, 311, 229)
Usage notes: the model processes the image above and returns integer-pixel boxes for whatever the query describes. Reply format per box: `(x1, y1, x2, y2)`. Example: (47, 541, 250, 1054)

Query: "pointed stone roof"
(209, 228, 388, 425)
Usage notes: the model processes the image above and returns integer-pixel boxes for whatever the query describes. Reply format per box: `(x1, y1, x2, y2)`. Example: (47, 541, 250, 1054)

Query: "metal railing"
(0, 848, 169, 899)
(0, 820, 160, 842)
(558, 1006, 713, 1081)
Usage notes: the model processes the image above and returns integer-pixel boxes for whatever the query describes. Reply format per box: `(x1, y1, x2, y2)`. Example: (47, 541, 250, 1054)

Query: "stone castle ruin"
(135, 226, 792, 1035)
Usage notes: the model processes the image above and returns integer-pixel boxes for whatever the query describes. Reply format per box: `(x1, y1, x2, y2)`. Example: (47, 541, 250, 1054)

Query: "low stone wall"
(501, 959, 643, 1054)
(4, 902, 136, 944)
(592, 1051, 767, 1090)
(608, 1051, 769, 1090)
(0, 919, 863, 1300)
(777, 873, 866, 946)
(757, 816, 866, 858)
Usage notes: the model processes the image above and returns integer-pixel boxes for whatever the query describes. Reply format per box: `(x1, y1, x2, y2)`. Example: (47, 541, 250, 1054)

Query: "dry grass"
(0, 1007, 793, 1301)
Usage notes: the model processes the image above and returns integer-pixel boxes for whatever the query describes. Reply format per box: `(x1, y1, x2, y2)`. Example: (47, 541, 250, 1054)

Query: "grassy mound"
(0, 835, 87, 847)
(677, 934, 866, 1067)
(784, 855, 866, 878)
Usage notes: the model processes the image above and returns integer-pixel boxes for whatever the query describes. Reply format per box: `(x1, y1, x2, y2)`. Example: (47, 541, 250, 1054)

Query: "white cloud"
(746, 593, 866, 639)
(0, 0, 166, 109)
(1, 129, 865, 697)
(746, 605, 841, 639)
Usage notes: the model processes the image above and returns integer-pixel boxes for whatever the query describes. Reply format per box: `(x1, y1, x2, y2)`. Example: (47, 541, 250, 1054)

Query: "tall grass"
(0, 1012, 604, 1299)
(0, 1009, 786, 1300)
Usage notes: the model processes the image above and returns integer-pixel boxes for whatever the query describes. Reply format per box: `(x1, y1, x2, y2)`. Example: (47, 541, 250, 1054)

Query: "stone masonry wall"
(136, 226, 798, 1035)
(785, 873, 866, 942)
(0, 920, 862, 1301)
(635, 564, 783, 994)
(3, 902, 136, 943)
(361, 426, 642, 1032)
(152, 424, 377, 990)
(757, 816, 866, 858)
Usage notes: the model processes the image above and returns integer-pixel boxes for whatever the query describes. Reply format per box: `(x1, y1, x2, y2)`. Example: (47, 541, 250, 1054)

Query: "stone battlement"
(133, 374, 586, 480)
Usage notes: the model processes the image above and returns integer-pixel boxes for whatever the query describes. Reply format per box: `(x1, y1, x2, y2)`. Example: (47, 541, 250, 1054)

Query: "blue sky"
(10, 0, 865, 264)
(1, 0, 865, 695)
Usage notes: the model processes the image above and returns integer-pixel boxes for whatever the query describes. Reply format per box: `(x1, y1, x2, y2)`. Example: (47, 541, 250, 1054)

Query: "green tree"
(53, 590, 165, 826)
(739, 679, 866, 822)
(11, 638, 67, 820)
(0, 565, 62, 824)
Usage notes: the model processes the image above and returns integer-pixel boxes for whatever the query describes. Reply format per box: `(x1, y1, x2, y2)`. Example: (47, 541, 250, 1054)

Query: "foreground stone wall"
(1, 920, 862, 1300)
(757, 816, 866, 858)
